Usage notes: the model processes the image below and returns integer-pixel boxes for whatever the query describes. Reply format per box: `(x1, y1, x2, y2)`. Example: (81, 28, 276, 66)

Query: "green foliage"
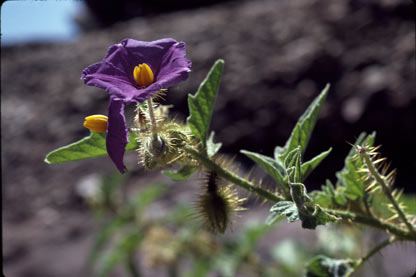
(44, 131, 139, 164)
(305, 255, 356, 277)
(336, 132, 375, 201)
(311, 132, 376, 210)
(301, 148, 332, 182)
(206, 131, 222, 158)
(311, 180, 347, 208)
(267, 146, 338, 229)
(240, 150, 286, 188)
(187, 59, 224, 149)
(269, 201, 299, 223)
(275, 84, 330, 163)
(242, 85, 331, 197)
(89, 183, 167, 276)
(162, 164, 197, 181)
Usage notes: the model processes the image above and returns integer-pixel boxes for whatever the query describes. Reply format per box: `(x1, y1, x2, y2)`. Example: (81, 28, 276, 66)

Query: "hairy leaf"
(276, 84, 330, 163)
(187, 59, 224, 148)
(311, 180, 347, 208)
(241, 150, 286, 187)
(207, 131, 222, 157)
(45, 131, 139, 164)
(162, 164, 197, 181)
(269, 201, 300, 223)
(306, 255, 356, 277)
(336, 132, 376, 201)
(289, 183, 338, 229)
(301, 148, 332, 182)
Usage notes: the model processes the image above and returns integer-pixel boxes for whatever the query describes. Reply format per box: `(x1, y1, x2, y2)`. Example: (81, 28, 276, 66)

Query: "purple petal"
(81, 38, 191, 103)
(106, 98, 129, 173)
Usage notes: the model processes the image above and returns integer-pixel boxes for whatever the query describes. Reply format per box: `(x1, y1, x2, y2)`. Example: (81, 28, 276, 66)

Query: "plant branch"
(351, 236, 397, 275)
(323, 208, 416, 241)
(147, 97, 157, 134)
(184, 146, 285, 203)
(360, 150, 414, 233)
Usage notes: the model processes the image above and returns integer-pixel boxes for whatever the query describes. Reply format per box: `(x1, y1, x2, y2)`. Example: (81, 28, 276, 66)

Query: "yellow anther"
(83, 115, 108, 133)
(133, 63, 154, 87)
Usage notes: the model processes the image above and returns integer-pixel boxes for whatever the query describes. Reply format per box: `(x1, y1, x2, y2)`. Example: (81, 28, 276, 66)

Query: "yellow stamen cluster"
(133, 63, 154, 87)
(83, 115, 108, 133)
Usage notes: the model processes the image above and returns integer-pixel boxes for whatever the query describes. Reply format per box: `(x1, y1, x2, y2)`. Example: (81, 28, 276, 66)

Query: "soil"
(2, 0, 416, 276)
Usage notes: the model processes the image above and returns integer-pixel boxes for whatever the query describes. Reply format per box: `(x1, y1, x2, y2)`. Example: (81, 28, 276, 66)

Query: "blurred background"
(2, 0, 415, 276)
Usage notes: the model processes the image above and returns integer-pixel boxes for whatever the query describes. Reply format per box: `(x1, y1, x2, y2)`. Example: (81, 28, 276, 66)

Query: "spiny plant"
(45, 38, 416, 277)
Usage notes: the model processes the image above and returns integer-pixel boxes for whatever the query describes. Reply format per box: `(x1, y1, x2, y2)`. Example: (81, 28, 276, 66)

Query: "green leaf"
(336, 132, 376, 201)
(44, 131, 139, 164)
(265, 211, 283, 225)
(284, 147, 302, 184)
(240, 150, 286, 187)
(269, 201, 299, 223)
(310, 180, 347, 208)
(306, 255, 356, 277)
(301, 148, 332, 182)
(162, 164, 197, 181)
(99, 230, 142, 277)
(290, 183, 338, 229)
(207, 131, 222, 157)
(187, 59, 224, 148)
(276, 84, 330, 163)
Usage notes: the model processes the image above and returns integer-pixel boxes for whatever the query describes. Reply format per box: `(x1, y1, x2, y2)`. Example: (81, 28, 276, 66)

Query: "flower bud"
(196, 171, 246, 233)
(133, 63, 154, 87)
(83, 115, 108, 133)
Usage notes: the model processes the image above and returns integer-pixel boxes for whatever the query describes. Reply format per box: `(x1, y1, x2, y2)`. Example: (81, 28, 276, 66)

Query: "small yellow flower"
(83, 115, 108, 133)
(133, 63, 154, 87)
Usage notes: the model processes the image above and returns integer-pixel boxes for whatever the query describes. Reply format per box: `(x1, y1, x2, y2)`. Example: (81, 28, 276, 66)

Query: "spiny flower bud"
(136, 121, 194, 170)
(83, 115, 108, 133)
(133, 63, 154, 88)
(196, 171, 245, 233)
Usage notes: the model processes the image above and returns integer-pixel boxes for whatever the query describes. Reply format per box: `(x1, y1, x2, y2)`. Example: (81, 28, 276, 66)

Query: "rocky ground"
(2, 0, 415, 276)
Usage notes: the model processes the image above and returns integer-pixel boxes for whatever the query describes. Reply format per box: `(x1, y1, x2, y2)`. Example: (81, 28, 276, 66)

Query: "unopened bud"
(83, 115, 108, 133)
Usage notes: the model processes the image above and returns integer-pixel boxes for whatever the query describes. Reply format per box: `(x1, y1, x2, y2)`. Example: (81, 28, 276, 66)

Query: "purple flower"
(81, 38, 191, 173)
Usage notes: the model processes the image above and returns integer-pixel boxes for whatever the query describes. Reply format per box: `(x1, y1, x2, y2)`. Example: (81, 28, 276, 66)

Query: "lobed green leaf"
(162, 164, 198, 181)
(336, 132, 376, 201)
(269, 201, 299, 223)
(240, 150, 286, 187)
(276, 84, 330, 163)
(187, 59, 224, 148)
(206, 131, 222, 158)
(44, 131, 139, 164)
(306, 255, 356, 277)
(301, 148, 332, 182)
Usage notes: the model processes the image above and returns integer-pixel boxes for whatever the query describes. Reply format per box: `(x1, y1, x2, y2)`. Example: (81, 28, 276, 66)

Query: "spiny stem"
(352, 236, 397, 274)
(147, 97, 157, 133)
(323, 208, 416, 241)
(184, 146, 285, 203)
(360, 150, 414, 233)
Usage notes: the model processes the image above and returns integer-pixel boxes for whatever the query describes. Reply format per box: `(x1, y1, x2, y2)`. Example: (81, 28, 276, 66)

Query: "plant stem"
(323, 208, 416, 241)
(147, 97, 157, 133)
(360, 150, 414, 233)
(184, 146, 285, 203)
(352, 236, 397, 275)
